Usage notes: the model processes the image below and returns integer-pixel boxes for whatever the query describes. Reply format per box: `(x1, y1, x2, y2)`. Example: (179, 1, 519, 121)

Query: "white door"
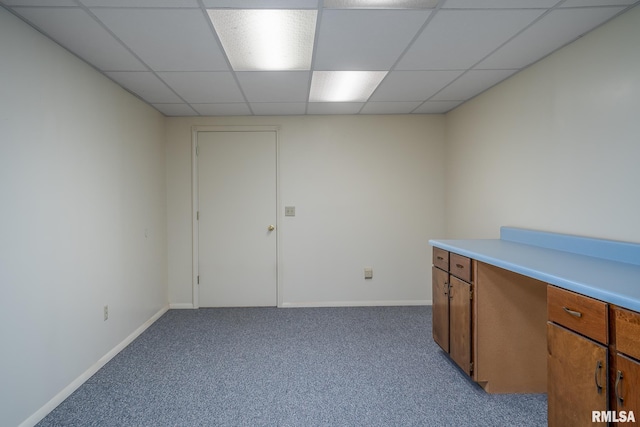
(197, 131, 277, 307)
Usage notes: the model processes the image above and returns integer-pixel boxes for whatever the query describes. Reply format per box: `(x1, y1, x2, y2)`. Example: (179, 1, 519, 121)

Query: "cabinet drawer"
(450, 253, 472, 282)
(547, 286, 608, 344)
(433, 247, 449, 271)
(613, 306, 640, 361)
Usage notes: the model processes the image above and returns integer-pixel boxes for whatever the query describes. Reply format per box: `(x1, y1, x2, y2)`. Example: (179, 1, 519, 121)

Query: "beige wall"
(444, 5, 640, 242)
(166, 115, 446, 307)
(0, 8, 167, 427)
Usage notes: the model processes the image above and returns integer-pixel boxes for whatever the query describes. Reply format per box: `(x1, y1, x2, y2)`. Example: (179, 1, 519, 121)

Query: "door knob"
(268, 225, 275, 231)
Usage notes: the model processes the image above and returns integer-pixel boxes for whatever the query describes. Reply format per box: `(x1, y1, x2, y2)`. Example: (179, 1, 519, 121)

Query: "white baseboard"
(19, 304, 169, 427)
(280, 300, 432, 308)
(169, 303, 195, 309)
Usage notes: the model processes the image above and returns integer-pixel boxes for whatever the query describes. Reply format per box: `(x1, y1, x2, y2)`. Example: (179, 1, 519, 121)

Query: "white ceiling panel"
(477, 7, 625, 69)
(396, 9, 545, 70)
(152, 103, 198, 116)
(92, 8, 229, 71)
(105, 72, 183, 103)
(14, 7, 147, 72)
(204, 0, 319, 8)
(431, 69, 517, 101)
(236, 71, 311, 102)
(314, 9, 431, 70)
(191, 103, 252, 116)
(442, 0, 560, 8)
(157, 72, 244, 103)
(561, 0, 637, 6)
(2, 0, 76, 5)
(80, 0, 199, 6)
(413, 101, 463, 114)
(307, 103, 364, 114)
(361, 102, 423, 114)
(5, 0, 637, 116)
(370, 70, 464, 101)
(250, 103, 308, 115)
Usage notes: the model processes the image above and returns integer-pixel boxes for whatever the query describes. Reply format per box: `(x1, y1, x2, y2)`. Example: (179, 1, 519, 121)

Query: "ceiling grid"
(1, 0, 637, 116)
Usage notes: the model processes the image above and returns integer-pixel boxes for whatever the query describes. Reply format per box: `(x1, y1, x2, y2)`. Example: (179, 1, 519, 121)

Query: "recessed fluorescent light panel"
(207, 9, 317, 71)
(309, 71, 388, 102)
(324, 0, 438, 8)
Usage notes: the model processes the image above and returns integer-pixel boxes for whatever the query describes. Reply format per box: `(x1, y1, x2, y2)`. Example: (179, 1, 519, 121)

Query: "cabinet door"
(432, 266, 449, 353)
(547, 322, 608, 427)
(449, 276, 472, 376)
(614, 353, 640, 419)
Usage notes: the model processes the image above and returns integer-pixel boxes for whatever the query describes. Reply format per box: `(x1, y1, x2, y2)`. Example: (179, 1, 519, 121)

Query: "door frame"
(191, 125, 281, 309)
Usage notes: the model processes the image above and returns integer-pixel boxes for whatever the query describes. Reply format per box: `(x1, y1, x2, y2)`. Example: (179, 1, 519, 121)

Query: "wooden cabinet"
(547, 286, 609, 427)
(431, 248, 548, 392)
(432, 265, 449, 353)
(611, 306, 640, 420)
(547, 322, 608, 426)
(548, 286, 640, 426)
(613, 353, 640, 418)
(431, 248, 474, 377)
(448, 275, 472, 376)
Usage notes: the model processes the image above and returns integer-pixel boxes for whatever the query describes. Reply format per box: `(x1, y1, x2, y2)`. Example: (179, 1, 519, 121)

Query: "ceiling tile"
(360, 102, 423, 114)
(314, 9, 431, 70)
(12, 7, 146, 71)
(324, 0, 439, 8)
(369, 70, 464, 101)
(307, 103, 364, 114)
(152, 103, 199, 116)
(204, 0, 319, 7)
(80, 0, 198, 6)
(443, 0, 560, 8)
(236, 71, 311, 102)
(396, 9, 545, 70)
(92, 8, 229, 71)
(560, 0, 637, 6)
(431, 69, 517, 101)
(191, 103, 252, 116)
(105, 72, 183, 103)
(250, 103, 308, 115)
(157, 72, 244, 103)
(2, 0, 76, 5)
(413, 101, 463, 113)
(477, 7, 626, 69)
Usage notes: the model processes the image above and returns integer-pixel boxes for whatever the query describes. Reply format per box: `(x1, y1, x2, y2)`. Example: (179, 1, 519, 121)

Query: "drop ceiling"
(2, 0, 638, 116)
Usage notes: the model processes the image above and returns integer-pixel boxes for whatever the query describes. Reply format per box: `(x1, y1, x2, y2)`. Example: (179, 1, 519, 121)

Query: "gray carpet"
(36, 306, 547, 426)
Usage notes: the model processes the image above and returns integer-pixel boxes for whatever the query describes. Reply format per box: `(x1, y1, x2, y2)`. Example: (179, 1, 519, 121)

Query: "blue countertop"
(429, 228, 640, 312)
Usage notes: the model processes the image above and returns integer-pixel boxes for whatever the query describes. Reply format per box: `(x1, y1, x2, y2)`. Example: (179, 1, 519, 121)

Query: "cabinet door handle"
(594, 360, 603, 394)
(562, 307, 582, 318)
(455, 263, 464, 269)
(444, 282, 449, 295)
(437, 256, 444, 260)
(615, 370, 624, 406)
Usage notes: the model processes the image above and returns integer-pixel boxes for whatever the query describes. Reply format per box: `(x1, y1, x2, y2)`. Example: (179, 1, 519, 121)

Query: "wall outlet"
(364, 267, 373, 279)
(104, 305, 109, 321)
(285, 206, 296, 216)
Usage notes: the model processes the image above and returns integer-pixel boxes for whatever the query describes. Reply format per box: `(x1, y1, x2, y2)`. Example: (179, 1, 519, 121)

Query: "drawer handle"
(615, 370, 624, 406)
(437, 256, 444, 260)
(594, 360, 603, 394)
(455, 263, 464, 269)
(562, 307, 582, 318)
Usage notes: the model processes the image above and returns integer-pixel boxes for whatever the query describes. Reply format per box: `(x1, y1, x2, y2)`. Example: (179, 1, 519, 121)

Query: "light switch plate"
(285, 206, 296, 216)
(364, 267, 373, 279)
